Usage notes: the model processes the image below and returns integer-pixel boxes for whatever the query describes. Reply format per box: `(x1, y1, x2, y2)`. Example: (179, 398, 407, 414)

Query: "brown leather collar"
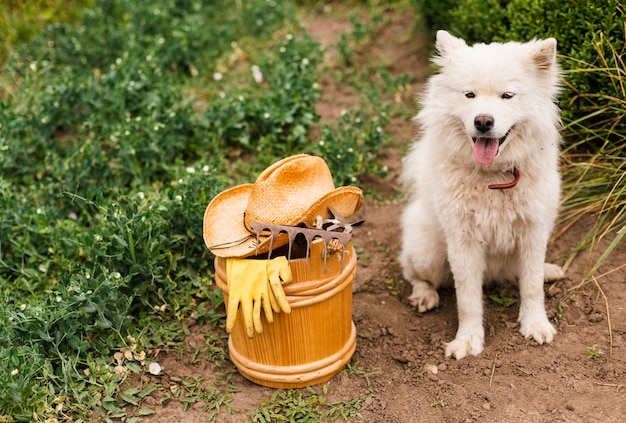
(488, 166, 520, 190)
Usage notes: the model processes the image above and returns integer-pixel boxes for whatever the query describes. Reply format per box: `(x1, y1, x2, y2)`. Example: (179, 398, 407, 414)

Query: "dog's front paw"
(519, 315, 557, 344)
(445, 331, 484, 360)
(408, 281, 439, 313)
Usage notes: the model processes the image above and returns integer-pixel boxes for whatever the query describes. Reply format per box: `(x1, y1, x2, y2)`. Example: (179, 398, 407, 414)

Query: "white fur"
(399, 31, 565, 360)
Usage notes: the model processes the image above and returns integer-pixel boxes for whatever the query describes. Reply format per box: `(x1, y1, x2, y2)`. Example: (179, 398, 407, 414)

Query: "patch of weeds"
(188, 331, 228, 367)
(355, 246, 371, 264)
(488, 288, 517, 312)
(343, 361, 379, 389)
(179, 376, 234, 420)
(315, 105, 390, 187)
(552, 292, 577, 323)
(585, 344, 605, 360)
(336, 13, 380, 65)
(205, 32, 323, 161)
(385, 277, 406, 297)
(250, 386, 365, 423)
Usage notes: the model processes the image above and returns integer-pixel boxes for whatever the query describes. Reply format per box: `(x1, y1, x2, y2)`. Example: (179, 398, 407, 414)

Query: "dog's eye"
(501, 92, 515, 99)
(464, 91, 475, 99)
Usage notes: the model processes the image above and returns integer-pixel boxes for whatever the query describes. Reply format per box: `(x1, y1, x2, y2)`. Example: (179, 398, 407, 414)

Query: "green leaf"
(136, 408, 156, 416)
(138, 385, 158, 398)
(121, 389, 140, 406)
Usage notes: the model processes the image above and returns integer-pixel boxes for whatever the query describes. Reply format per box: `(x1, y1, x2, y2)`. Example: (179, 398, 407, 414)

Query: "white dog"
(399, 30, 565, 359)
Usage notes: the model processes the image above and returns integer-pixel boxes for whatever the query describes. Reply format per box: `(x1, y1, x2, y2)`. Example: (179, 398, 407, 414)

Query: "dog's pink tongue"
(473, 137, 499, 165)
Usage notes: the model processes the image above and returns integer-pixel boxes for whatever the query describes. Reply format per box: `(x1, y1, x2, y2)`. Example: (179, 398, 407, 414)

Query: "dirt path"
(140, 7, 626, 423)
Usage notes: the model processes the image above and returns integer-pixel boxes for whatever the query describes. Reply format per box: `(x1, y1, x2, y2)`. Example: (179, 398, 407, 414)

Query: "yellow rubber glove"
(225, 257, 292, 338)
(266, 256, 292, 314)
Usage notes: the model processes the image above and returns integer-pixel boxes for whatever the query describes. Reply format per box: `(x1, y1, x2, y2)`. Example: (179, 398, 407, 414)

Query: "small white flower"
(138, 192, 145, 200)
(56, 296, 62, 303)
(302, 58, 309, 66)
(148, 362, 162, 375)
(285, 34, 293, 40)
(94, 234, 103, 242)
(11, 369, 18, 376)
(263, 112, 270, 119)
(111, 272, 121, 279)
(186, 167, 195, 174)
(213, 72, 223, 81)
(20, 304, 26, 311)
(30, 62, 37, 72)
(202, 165, 210, 172)
(175, 195, 182, 201)
(36, 208, 43, 215)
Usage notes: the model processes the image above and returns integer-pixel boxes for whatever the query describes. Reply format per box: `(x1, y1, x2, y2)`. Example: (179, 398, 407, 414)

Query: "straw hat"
(203, 154, 363, 258)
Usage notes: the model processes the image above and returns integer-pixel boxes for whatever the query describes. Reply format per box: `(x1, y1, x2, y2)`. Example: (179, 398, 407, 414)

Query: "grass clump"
(250, 386, 366, 423)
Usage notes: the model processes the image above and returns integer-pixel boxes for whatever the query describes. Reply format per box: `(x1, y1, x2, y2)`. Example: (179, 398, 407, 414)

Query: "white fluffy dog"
(399, 30, 565, 359)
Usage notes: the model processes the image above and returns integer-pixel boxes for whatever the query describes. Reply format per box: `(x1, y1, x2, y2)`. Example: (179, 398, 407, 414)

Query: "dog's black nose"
(474, 114, 494, 132)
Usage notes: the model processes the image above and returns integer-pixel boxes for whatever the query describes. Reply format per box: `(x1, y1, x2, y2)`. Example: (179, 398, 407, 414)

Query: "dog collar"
(488, 166, 520, 190)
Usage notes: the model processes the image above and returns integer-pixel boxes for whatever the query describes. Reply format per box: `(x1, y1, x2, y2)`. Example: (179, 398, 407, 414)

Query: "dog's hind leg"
(399, 200, 450, 313)
(544, 262, 565, 281)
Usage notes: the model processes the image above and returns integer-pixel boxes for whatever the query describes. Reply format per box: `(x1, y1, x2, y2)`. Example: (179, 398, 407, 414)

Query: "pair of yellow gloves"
(225, 256, 292, 338)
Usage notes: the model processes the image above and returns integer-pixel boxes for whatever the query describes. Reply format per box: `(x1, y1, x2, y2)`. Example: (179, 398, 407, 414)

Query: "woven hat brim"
(203, 184, 254, 256)
(203, 186, 363, 258)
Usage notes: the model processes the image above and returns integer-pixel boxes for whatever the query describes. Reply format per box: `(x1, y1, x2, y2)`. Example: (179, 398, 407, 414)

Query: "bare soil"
(139, 7, 626, 423)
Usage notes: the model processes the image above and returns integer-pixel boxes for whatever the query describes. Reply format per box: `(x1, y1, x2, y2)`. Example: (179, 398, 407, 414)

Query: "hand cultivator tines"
(250, 208, 363, 271)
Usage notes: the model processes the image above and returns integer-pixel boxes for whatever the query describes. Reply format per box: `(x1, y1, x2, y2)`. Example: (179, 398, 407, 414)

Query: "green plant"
(557, 33, 626, 279)
(250, 386, 365, 423)
(315, 108, 389, 186)
(179, 377, 234, 418)
(343, 361, 379, 388)
(488, 289, 517, 312)
(585, 344, 605, 360)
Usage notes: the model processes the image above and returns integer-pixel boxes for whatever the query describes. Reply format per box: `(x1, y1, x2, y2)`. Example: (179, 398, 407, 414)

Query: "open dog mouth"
(471, 127, 513, 165)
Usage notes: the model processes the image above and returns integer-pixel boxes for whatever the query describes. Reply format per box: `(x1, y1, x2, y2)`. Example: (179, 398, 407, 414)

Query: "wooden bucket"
(214, 239, 357, 388)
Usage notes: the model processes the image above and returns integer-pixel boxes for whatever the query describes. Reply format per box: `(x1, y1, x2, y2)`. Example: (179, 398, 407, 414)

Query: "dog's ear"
(435, 30, 467, 57)
(532, 38, 557, 72)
